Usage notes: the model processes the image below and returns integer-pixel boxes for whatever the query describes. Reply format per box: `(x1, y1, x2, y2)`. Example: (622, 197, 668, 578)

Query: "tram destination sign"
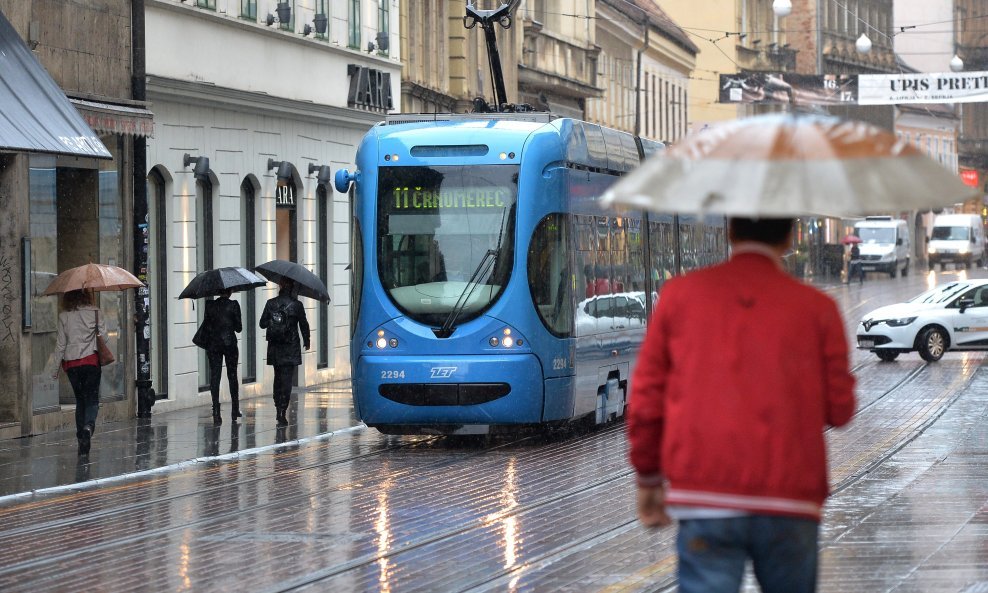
(390, 186, 509, 210)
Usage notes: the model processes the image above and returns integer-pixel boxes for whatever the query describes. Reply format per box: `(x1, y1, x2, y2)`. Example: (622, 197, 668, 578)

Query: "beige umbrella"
(602, 113, 979, 218)
(42, 263, 144, 295)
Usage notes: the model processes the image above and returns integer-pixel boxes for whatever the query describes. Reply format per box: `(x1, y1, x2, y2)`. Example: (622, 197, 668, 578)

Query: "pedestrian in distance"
(627, 217, 857, 593)
(49, 289, 109, 456)
(259, 278, 310, 426)
(193, 289, 243, 424)
(849, 242, 864, 284)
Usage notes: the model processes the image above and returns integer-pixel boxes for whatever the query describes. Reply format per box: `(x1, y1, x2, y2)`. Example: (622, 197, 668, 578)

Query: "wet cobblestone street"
(1, 268, 987, 591)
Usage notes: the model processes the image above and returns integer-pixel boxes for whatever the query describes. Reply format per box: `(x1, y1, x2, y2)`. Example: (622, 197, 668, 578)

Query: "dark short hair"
(62, 289, 93, 311)
(728, 217, 794, 246)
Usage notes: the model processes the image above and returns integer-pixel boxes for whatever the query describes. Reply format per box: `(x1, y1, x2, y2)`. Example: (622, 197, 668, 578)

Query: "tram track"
(0, 353, 981, 592)
(250, 359, 958, 592)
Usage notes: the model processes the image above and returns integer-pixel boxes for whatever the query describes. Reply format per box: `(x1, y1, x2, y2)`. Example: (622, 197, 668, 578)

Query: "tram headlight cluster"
(489, 327, 522, 348)
(371, 330, 399, 349)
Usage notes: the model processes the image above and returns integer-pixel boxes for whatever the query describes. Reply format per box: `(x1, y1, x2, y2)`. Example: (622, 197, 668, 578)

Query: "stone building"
(588, 0, 698, 143)
(142, 0, 400, 415)
(955, 0, 988, 214)
(0, 0, 152, 439)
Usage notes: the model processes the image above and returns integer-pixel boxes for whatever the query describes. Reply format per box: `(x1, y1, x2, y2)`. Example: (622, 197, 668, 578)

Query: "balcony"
(519, 18, 603, 100)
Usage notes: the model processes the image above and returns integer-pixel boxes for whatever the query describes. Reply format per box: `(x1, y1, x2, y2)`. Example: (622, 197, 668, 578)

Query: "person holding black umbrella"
(193, 289, 243, 424)
(259, 278, 310, 426)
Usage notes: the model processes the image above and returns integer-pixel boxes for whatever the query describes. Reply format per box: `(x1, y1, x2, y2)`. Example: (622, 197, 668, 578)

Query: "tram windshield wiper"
(434, 249, 496, 338)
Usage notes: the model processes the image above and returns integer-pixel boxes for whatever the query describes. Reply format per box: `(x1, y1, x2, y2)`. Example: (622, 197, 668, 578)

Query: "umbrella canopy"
(255, 260, 331, 303)
(601, 113, 979, 218)
(178, 267, 268, 299)
(43, 263, 144, 295)
(840, 235, 863, 245)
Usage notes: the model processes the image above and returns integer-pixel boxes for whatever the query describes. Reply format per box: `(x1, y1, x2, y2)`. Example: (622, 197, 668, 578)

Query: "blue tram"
(335, 113, 726, 435)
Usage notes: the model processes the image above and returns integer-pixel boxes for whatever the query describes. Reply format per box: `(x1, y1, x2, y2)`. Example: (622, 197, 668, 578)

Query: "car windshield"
(908, 282, 970, 305)
(856, 227, 895, 244)
(931, 226, 970, 241)
(376, 165, 518, 326)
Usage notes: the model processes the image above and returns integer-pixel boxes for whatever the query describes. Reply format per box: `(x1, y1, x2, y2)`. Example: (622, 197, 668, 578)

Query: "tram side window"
(351, 218, 363, 336)
(611, 217, 628, 293)
(648, 219, 675, 305)
(680, 217, 699, 273)
(627, 218, 645, 293)
(529, 213, 573, 337)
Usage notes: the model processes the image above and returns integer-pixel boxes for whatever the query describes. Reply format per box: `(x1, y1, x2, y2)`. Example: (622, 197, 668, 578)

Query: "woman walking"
(259, 278, 310, 426)
(50, 289, 107, 455)
(194, 289, 243, 424)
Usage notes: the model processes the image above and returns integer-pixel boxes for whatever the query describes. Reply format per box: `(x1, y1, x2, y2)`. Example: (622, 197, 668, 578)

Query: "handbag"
(94, 311, 115, 366)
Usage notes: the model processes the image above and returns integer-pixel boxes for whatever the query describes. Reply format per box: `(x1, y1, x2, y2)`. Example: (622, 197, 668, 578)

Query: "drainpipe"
(635, 21, 649, 136)
(132, 0, 153, 417)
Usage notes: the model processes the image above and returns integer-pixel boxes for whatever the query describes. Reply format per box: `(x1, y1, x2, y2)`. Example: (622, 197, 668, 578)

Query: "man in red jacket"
(628, 217, 856, 593)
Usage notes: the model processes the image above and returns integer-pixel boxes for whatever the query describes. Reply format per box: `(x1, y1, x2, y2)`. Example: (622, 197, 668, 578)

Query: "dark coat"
(259, 292, 310, 366)
(195, 296, 242, 353)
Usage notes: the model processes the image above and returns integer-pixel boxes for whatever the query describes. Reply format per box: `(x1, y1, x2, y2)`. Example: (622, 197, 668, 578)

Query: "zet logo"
(430, 366, 457, 379)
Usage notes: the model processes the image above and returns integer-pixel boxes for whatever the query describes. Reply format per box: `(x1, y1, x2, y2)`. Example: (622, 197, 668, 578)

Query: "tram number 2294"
(381, 370, 406, 379)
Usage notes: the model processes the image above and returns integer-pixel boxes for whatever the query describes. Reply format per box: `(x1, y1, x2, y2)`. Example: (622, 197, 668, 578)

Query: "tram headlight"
(503, 336, 514, 348)
(389, 338, 398, 348)
(489, 337, 499, 347)
(376, 337, 388, 349)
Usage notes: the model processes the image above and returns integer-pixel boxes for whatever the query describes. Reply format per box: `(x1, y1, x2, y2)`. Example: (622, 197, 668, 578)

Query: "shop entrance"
(29, 153, 126, 410)
(275, 178, 298, 386)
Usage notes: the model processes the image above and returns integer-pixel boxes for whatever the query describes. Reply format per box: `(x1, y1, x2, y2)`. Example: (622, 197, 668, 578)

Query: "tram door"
(275, 179, 298, 386)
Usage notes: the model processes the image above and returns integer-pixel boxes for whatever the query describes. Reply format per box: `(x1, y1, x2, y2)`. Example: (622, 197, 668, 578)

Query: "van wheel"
(902, 260, 909, 277)
(889, 265, 897, 278)
(876, 350, 899, 362)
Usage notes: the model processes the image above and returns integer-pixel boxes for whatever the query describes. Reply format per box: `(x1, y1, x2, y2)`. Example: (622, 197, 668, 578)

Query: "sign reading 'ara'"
(347, 65, 393, 113)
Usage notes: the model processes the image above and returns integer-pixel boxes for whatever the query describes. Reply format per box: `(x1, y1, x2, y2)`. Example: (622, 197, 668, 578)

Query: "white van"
(854, 216, 911, 278)
(927, 213, 987, 270)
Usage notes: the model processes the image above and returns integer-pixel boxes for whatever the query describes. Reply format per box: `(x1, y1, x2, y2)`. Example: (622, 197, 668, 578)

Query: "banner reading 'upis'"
(857, 71, 988, 105)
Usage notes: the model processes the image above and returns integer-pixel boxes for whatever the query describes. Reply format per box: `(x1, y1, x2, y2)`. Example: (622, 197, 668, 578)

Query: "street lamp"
(950, 54, 964, 72)
(772, 0, 792, 18)
(855, 33, 872, 54)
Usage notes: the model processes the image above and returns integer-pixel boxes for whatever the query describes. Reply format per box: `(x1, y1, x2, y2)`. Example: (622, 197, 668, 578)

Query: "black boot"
(276, 406, 288, 426)
(231, 394, 243, 419)
(78, 425, 92, 456)
(212, 403, 222, 425)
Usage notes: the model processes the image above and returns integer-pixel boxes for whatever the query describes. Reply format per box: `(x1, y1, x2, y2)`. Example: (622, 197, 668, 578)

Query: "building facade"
(143, 0, 400, 414)
(0, 0, 151, 439)
(588, 0, 697, 143)
(955, 0, 988, 215)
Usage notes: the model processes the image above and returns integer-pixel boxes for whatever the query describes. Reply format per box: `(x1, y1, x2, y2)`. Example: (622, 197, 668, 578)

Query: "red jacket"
(627, 250, 856, 521)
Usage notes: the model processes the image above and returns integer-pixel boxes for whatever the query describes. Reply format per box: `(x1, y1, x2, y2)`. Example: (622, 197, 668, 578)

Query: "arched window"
(148, 168, 170, 398)
(241, 177, 258, 383)
(317, 184, 331, 368)
(196, 175, 214, 391)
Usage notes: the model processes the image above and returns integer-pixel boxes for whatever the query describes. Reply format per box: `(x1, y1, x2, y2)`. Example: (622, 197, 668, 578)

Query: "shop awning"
(70, 99, 154, 138)
(0, 10, 111, 158)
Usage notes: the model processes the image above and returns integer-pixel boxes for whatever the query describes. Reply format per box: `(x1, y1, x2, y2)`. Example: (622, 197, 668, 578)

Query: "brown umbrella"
(42, 263, 144, 295)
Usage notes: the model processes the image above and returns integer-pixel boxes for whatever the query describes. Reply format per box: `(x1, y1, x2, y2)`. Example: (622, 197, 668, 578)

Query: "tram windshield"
(377, 165, 518, 326)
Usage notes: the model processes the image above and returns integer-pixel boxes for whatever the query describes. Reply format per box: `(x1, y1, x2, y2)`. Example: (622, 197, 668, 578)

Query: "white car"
(857, 279, 988, 362)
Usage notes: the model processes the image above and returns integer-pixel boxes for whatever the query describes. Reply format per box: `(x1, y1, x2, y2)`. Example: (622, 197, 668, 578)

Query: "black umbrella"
(255, 260, 331, 302)
(179, 267, 268, 299)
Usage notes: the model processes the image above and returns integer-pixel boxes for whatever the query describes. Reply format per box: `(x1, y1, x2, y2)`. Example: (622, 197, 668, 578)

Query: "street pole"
(132, 0, 153, 417)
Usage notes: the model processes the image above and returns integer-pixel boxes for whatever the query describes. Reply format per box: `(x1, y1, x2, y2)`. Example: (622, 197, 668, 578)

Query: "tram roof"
(378, 112, 648, 174)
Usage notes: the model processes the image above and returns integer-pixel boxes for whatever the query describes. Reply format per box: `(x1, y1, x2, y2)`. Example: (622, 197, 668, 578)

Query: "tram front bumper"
(353, 353, 544, 426)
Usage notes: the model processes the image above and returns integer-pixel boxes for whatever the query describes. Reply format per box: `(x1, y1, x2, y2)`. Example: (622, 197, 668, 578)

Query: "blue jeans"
(677, 515, 819, 593)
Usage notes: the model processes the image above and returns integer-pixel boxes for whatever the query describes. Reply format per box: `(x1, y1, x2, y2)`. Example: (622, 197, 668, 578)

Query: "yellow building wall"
(657, 0, 740, 129)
